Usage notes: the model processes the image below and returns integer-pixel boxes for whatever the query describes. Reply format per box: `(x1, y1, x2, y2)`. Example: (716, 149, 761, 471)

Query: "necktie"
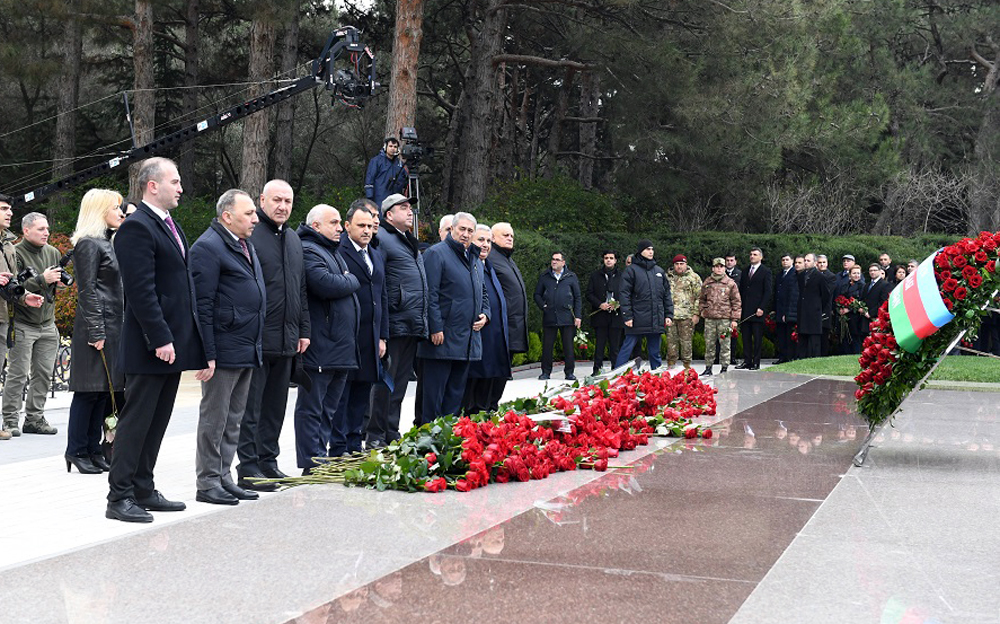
(164, 216, 185, 257)
(749, 265, 756, 279)
(239, 238, 251, 264)
(361, 247, 372, 274)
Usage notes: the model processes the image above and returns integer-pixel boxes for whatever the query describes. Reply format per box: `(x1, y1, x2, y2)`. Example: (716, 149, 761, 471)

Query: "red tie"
(239, 239, 251, 264)
(164, 216, 185, 257)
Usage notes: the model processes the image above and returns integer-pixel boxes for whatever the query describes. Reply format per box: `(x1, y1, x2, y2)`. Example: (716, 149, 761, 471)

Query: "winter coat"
(587, 267, 622, 329)
(189, 220, 267, 369)
(699, 274, 741, 320)
(364, 150, 408, 208)
(417, 235, 490, 361)
(619, 256, 674, 335)
(0, 229, 19, 318)
(297, 225, 361, 372)
(774, 267, 800, 323)
(667, 268, 703, 320)
(250, 209, 310, 358)
(13, 239, 60, 326)
(488, 246, 529, 353)
(739, 263, 773, 324)
(533, 269, 582, 327)
(338, 232, 389, 383)
(69, 233, 125, 392)
(468, 259, 510, 379)
(376, 221, 428, 339)
(796, 268, 830, 335)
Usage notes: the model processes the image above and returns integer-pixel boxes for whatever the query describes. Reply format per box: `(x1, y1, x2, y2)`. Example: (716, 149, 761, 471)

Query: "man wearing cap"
(699, 258, 741, 376)
(368, 193, 427, 448)
(836, 254, 863, 295)
(666, 254, 702, 369)
(615, 240, 674, 370)
(534, 251, 582, 380)
(364, 137, 408, 208)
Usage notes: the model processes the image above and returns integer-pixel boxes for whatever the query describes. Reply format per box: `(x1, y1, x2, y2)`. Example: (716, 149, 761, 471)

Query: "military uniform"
(666, 263, 702, 368)
(699, 262, 742, 371)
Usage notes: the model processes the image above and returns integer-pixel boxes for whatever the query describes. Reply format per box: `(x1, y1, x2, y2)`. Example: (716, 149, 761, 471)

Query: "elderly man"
(189, 189, 266, 505)
(462, 225, 509, 414)
(237, 179, 310, 491)
(666, 254, 701, 369)
(418, 212, 490, 420)
(487, 222, 528, 391)
(534, 252, 582, 380)
(368, 193, 427, 448)
(438, 214, 455, 242)
(700, 258, 741, 376)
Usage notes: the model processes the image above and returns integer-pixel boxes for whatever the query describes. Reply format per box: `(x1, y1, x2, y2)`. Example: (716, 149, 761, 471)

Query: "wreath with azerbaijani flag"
(855, 231, 999, 427)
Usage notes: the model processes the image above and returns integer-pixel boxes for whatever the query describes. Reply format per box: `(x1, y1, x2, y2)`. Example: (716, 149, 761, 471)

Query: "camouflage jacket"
(699, 274, 742, 320)
(667, 268, 703, 319)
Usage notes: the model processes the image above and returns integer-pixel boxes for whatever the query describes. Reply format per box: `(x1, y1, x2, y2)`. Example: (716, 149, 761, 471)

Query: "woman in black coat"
(66, 189, 126, 474)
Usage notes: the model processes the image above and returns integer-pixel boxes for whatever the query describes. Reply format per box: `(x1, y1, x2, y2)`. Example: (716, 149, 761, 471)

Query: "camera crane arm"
(11, 26, 377, 209)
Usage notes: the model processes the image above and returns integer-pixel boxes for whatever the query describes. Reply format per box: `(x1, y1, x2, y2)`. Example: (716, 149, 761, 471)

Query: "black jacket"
(587, 266, 622, 328)
(796, 268, 831, 335)
(774, 267, 799, 323)
(189, 221, 267, 369)
(250, 209, 310, 358)
(861, 278, 892, 334)
(376, 221, 428, 339)
(115, 202, 207, 374)
(619, 256, 674, 335)
(739, 264, 773, 324)
(820, 268, 838, 330)
(534, 269, 582, 327)
(297, 225, 361, 372)
(339, 232, 389, 383)
(70, 233, 125, 392)
(417, 235, 490, 361)
(488, 246, 529, 353)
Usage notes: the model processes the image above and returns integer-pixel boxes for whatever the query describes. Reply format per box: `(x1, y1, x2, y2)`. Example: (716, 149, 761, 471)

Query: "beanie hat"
(636, 239, 654, 256)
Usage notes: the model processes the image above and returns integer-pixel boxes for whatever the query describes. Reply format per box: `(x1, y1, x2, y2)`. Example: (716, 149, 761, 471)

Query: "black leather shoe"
(106, 498, 153, 523)
(537, 373, 550, 380)
(90, 454, 111, 472)
(65, 454, 101, 474)
(366, 439, 387, 449)
(565, 374, 577, 381)
(748, 364, 760, 370)
(238, 471, 278, 492)
(735, 362, 750, 370)
(135, 490, 186, 512)
(699, 367, 713, 377)
(196, 486, 239, 505)
(222, 482, 259, 500)
(261, 467, 288, 479)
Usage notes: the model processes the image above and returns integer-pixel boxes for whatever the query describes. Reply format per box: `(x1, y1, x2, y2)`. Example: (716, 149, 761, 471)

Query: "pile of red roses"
(335, 368, 718, 493)
(854, 231, 1000, 426)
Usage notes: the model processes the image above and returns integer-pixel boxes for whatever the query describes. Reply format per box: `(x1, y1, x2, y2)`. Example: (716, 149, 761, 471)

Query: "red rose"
(942, 278, 958, 292)
(962, 265, 978, 280)
(944, 298, 953, 311)
(854, 388, 866, 400)
(935, 254, 951, 269)
(988, 260, 997, 273)
(455, 479, 471, 492)
(953, 255, 968, 268)
(425, 452, 437, 465)
(702, 428, 713, 439)
(969, 273, 984, 288)
(976, 250, 989, 263)
(954, 287, 967, 300)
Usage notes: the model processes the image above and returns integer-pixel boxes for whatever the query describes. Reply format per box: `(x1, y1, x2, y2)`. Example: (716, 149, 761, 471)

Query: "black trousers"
(593, 325, 623, 372)
(542, 326, 575, 376)
(421, 358, 471, 421)
(368, 336, 418, 444)
(462, 377, 507, 415)
(107, 373, 180, 502)
(743, 321, 764, 367)
(797, 333, 822, 359)
(67, 391, 122, 457)
(333, 379, 373, 455)
(237, 354, 294, 477)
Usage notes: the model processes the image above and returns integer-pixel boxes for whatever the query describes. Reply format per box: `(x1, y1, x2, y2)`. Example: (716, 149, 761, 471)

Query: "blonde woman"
(65, 189, 126, 474)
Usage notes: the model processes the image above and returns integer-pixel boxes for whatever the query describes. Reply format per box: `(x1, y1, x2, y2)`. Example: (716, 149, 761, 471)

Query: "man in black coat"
(773, 254, 798, 364)
(189, 190, 266, 505)
(332, 203, 388, 456)
(860, 263, 892, 336)
(236, 179, 310, 491)
(294, 205, 360, 471)
(796, 253, 831, 360)
(738, 247, 773, 370)
(816, 254, 839, 356)
(586, 250, 623, 375)
(488, 222, 528, 355)
(613, 240, 674, 369)
(106, 157, 207, 523)
(368, 193, 427, 448)
(534, 251, 582, 380)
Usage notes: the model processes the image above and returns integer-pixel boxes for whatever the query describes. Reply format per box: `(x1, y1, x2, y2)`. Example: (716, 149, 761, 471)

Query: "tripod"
(407, 173, 421, 240)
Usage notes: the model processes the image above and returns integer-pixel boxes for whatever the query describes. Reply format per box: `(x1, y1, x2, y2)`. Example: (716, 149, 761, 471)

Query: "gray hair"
(817, 254, 828, 261)
(136, 157, 177, 194)
(21, 211, 47, 231)
(306, 203, 337, 226)
(475, 223, 491, 233)
(452, 212, 477, 228)
(216, 189, 251, 218)
(439, 214, 455, 231)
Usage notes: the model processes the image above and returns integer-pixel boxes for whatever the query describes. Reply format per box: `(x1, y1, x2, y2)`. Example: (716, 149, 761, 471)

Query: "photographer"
(364, 137, 408, 209)
(1, 212, 64, 436)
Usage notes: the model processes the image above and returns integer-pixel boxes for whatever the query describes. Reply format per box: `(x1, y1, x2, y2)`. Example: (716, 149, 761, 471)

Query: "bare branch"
(492, 54, 594, 71)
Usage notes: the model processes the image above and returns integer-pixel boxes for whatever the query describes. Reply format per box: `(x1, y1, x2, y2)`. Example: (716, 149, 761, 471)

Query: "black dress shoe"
(261, 467, 288, 479)
(238, 471, 278, 492)
(107, 498, 154, 523)
(222, 482, 259, 500)
(90, 454, 111, 472)
(65, 454, 101, 474)
(196, 486, 239, 505)
(735, 362, 750, 370)
(135, 490, 186, 512)
(748, 364, 760, 370)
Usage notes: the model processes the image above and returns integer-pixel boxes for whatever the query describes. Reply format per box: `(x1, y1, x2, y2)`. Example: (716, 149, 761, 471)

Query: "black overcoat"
(488, 246, 529, 353)
(619, 257, 674, 335)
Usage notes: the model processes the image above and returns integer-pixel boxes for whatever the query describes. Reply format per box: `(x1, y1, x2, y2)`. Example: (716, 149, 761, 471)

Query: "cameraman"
(364, 137, 408, 209)
(1, 212, 63, 437)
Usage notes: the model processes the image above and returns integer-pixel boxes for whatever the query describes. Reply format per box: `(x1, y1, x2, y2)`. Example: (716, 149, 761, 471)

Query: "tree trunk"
(544, 68, 574, 178)
(385, 0, 425, 140)
(577, 72, 599, 189)
(272, 1, 299, 182)
(52, 0, 82, 181)
(969, 97, 1000, 233)
(178, 0, 200, 197)
(239, 10, 277, 197)
(528, 95, 541, 179)
(129, 0, 156, 197)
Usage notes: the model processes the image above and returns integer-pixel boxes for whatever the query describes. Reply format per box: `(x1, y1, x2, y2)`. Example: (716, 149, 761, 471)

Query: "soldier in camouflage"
(700, 258, 742, 376)
(666, 254, 703, 368)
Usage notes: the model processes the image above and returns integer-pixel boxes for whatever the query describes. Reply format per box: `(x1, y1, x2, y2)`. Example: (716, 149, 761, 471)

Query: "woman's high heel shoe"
(90, 454, 111, 472)
(65, 454, 101, 474)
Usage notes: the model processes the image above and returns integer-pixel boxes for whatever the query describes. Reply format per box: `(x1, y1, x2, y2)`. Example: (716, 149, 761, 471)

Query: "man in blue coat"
(773, 254, 799, 364)
(417, 212, 490, 421)
(189, 190, 266, 505)
(462, 225, 509, 414)
(106, 157, 207, 523)
(294, 205, 360, 471)
(364, 137, 408, 208)
(332, 203, 388, 455)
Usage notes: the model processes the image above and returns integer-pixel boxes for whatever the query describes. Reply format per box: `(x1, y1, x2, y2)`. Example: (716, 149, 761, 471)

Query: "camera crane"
(9, 26, 378, 208)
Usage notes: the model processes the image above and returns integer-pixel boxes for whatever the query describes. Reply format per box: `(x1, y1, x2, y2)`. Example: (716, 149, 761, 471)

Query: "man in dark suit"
(738, 247, 772, 370)
(332, 202, 388, 456)
(861, 263, 892, 335)
(796, 253, 830, 359)
(534, 252, 582, 380)
(816, 255, 839, 356)
(488, 222, 528, 391)
(106, 157, 207, 523)
(189, 189, 266, 505)
(587, 250, 623, 375)
(773, 254, 799, 364)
